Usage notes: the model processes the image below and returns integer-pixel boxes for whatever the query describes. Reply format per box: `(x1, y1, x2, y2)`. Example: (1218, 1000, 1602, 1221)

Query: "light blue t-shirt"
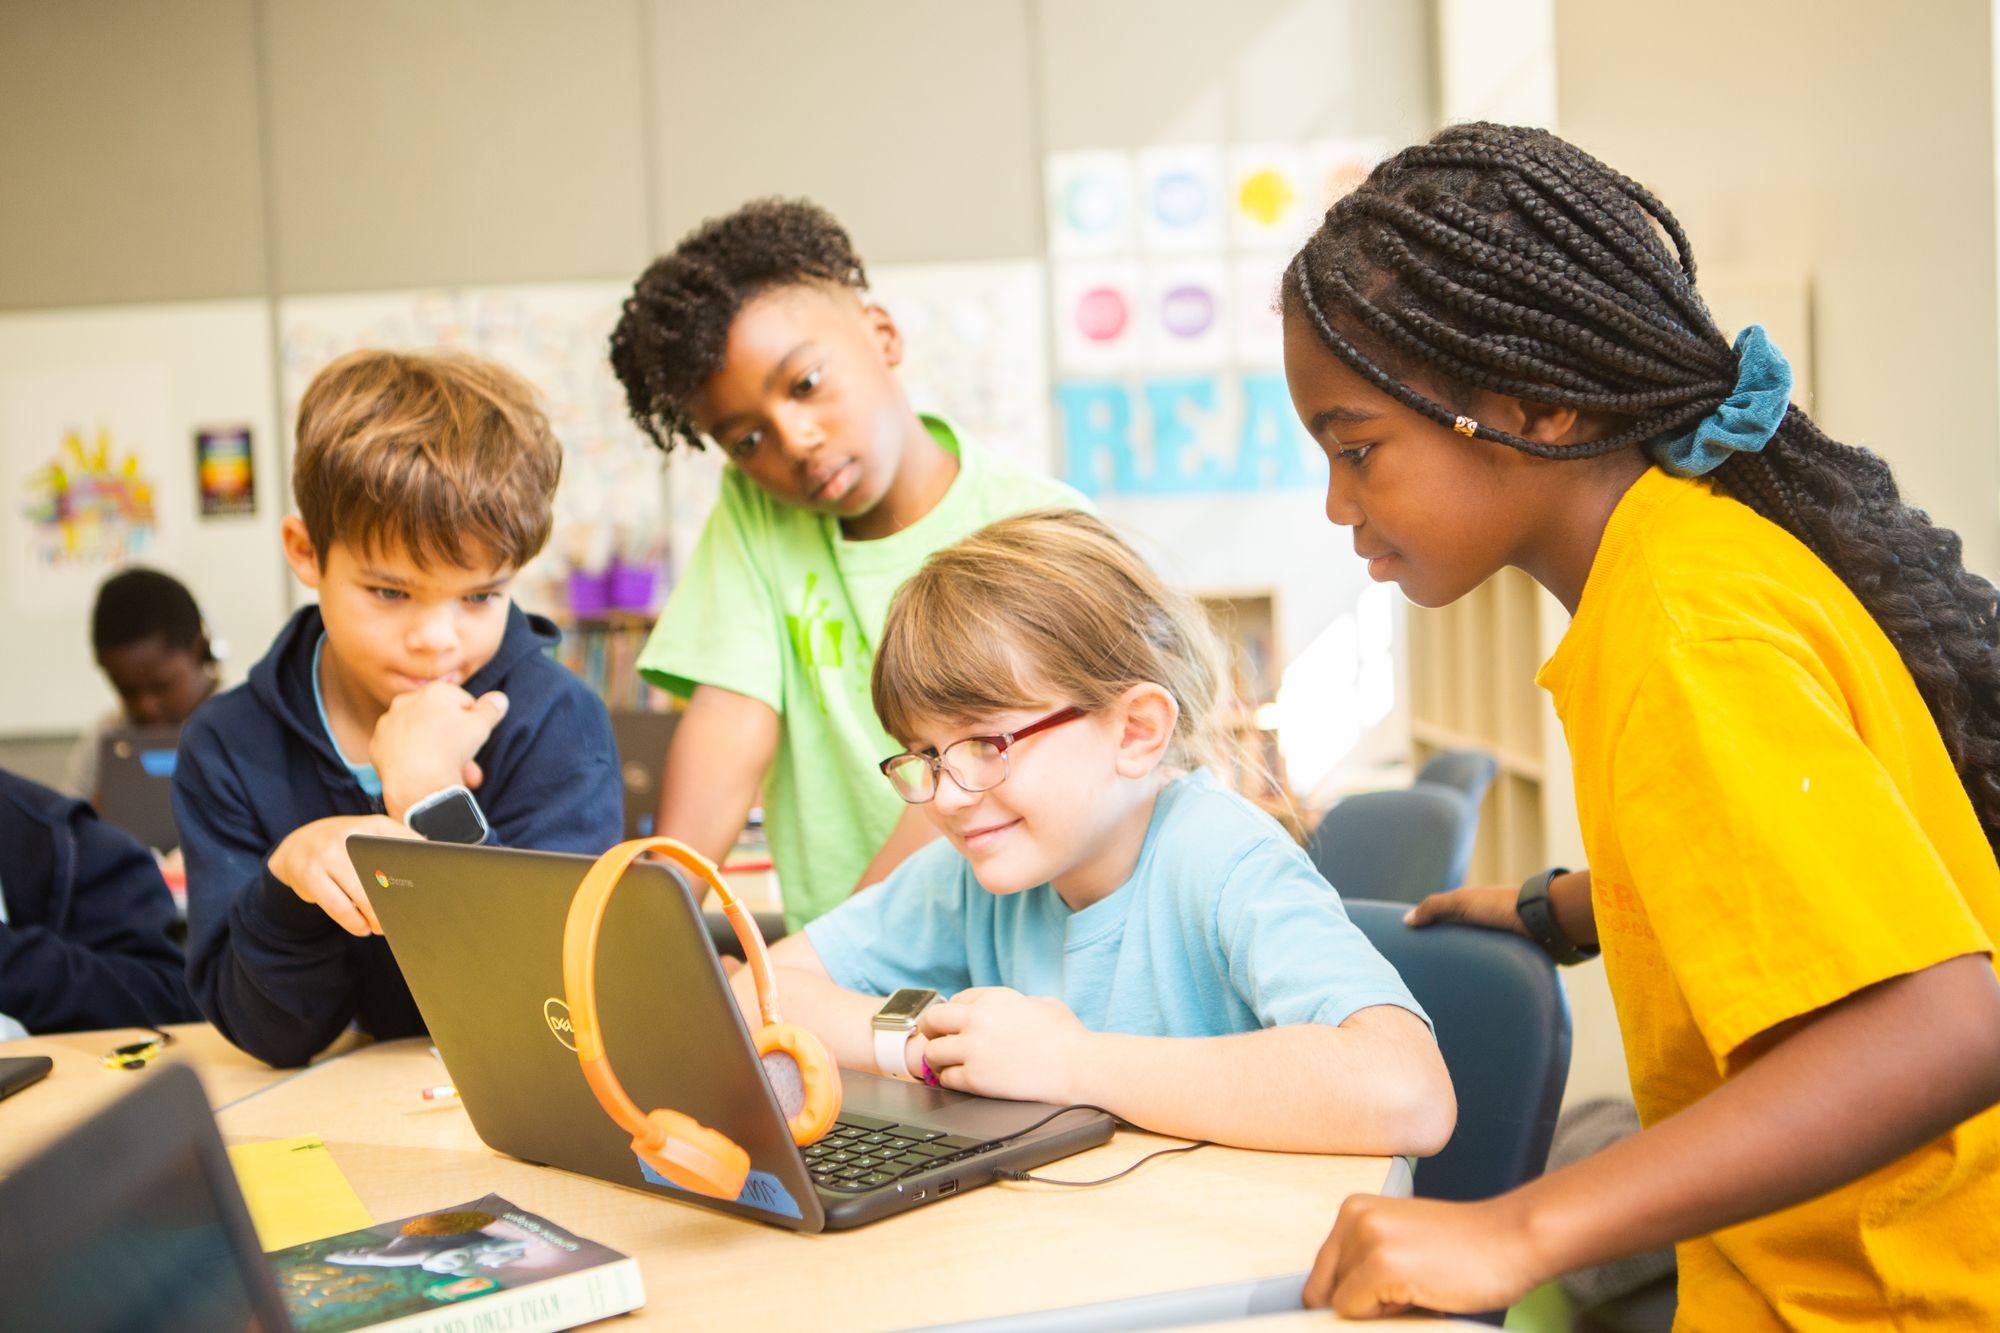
(805, 769, 1427, 1038)
(311, 635, 383, 801)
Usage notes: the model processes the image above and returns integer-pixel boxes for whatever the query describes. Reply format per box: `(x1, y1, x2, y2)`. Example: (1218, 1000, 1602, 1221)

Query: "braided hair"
(610, 198, 868, 453)
(1285, 122, 2000, 860)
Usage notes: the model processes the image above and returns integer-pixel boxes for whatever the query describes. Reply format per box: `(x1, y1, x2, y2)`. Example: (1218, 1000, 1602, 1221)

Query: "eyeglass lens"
(886, 738, 1007, 802)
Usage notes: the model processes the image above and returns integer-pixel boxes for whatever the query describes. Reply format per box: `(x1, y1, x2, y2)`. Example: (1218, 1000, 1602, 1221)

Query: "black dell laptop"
(349, 837, 1113, 1232)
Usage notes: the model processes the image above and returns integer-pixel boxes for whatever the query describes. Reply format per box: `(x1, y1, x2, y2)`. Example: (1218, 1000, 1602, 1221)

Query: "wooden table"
(1183, 1315, 1486, 1330)
(0, 1022, 364, 1165)
(0, 1026, 1468, 1331)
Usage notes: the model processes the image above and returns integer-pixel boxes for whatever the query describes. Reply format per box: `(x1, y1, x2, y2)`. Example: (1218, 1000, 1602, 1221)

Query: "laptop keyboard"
(802, 1112, 995, 1193)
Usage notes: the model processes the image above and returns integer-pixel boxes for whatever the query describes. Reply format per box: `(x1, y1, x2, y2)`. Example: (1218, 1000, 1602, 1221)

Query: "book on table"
(266, 1192, 644, 1332)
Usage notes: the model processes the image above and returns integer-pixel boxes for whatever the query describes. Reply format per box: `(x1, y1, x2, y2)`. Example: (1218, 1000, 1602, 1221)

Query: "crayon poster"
(5, 365, 177, 615)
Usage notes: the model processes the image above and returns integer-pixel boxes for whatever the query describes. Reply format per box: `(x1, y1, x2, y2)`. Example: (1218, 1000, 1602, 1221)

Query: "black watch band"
(1517, 866, 1595, 966)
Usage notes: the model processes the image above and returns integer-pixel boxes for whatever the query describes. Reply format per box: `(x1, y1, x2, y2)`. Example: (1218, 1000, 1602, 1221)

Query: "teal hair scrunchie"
(1647, 324, 1793, 477)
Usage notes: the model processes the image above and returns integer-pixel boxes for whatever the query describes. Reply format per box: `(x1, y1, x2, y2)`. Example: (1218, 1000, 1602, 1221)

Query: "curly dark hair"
(1284, 122, 2000, 861)
(610, 198, 868, 453)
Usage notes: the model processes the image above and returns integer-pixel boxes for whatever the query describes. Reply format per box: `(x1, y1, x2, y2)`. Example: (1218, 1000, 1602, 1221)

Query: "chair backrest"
(1344, 899, 1571, 1202)
(1307, 781, 1476, 903)
(1415, 748, 1499, 805)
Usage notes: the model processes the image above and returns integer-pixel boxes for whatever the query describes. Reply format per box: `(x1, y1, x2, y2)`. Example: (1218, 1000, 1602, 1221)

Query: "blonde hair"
(293, 349, 562, 570)
(873, 509, 1228, 771)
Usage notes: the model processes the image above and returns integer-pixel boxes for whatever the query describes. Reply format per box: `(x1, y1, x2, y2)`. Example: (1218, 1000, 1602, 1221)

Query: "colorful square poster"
(195, 424, 255, 516)
(1142, 258, 1229, 369)
(1227, 143, 1313, 251)
(1046, 151, 1138, 258)
(1138, 146, 1225, 254)
(1053, 259, 1142, 374)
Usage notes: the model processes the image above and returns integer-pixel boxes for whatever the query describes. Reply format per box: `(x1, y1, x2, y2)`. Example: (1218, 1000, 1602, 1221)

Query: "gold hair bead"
(1453, 415, 1479, 437)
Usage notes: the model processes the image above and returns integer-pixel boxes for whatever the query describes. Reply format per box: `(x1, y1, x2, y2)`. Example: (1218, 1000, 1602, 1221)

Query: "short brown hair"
(292, 349, 562, 570)
(873, 509, 1227, 771)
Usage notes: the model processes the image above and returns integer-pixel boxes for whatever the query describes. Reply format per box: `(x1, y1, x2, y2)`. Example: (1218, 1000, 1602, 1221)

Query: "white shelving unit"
(1406, 567, 1562, 886)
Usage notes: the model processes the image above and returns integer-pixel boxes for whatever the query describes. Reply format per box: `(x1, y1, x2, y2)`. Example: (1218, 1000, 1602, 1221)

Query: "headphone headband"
(560, 836, 840, 1199)
(562, 838, 778, 1118)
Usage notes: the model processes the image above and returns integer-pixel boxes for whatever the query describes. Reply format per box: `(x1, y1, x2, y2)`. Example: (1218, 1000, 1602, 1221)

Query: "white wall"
(1556, 0, 2000, 583)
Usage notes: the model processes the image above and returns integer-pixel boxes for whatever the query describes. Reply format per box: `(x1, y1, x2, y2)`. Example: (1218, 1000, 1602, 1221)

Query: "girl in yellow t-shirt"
(1280, 122, 2000, 1329)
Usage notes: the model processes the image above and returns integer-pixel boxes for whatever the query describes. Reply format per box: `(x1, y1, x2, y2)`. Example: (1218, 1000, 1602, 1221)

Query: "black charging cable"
(985, 1103, 1213, 1188)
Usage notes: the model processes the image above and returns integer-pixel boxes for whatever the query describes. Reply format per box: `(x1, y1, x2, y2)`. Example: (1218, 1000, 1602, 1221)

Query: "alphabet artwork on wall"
(1044, 140, 1382, 501)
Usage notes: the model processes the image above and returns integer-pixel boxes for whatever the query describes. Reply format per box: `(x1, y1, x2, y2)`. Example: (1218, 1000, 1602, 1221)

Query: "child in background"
(65, 567, 224, 804)
(610, 199, 1085, 930)
(739, 509, 1453, 1153)
(176, 350, 623, 1068)
(0, 767, 196, 1036)
(1281, 123, 2000, 1324)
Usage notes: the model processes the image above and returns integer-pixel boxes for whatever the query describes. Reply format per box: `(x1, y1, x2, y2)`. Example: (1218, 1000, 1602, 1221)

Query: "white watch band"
(873, 1025, 913, 1080)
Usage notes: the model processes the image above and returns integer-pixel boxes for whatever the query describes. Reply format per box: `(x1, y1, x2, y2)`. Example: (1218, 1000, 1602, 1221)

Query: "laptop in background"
(608, 708, 677, 839)
(606, 708, 781, 955)
(352, 837, 1114, 1233)
(0, 1064, 294, 1332)
(96, 722, 184, 854)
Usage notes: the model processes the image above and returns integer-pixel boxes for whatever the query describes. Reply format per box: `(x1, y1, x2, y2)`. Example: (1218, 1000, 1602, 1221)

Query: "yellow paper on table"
(225, 1135, 373, 1250)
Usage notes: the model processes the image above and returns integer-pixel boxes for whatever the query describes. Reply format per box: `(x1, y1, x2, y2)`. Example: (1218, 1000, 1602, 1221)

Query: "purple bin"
(607, 559, 660, 612)
(567, 568, 613, 618)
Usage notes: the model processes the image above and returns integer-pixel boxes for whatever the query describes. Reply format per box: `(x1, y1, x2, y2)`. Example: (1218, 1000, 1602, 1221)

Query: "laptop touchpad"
(847, 1075, 1073, 1137)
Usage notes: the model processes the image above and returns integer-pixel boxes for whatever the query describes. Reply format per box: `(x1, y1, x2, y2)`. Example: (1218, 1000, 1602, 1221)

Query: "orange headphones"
(561, 837, 842, 1200)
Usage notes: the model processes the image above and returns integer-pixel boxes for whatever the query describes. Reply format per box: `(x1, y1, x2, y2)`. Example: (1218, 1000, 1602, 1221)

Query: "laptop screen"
(0, 1065, 292, 1332)
(96, 721, 185, 854)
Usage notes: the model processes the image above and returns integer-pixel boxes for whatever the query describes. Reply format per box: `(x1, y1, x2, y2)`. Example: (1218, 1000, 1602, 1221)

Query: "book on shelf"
(267, 1193, 644, 1332)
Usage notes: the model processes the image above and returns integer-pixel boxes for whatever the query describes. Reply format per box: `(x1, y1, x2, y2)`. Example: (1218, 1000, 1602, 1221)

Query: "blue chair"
(1416, 748, 1499, 806)
(1343, 898, 1571, 1204)
(1307, 781, 1476, 903)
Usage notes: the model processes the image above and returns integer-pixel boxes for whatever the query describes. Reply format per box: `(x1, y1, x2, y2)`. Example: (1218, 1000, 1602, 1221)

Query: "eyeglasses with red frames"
(878, 706, 1090, 804)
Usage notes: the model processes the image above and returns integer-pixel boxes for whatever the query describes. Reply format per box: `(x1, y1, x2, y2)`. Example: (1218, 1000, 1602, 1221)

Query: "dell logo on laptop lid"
(543, 998, 578, 1052)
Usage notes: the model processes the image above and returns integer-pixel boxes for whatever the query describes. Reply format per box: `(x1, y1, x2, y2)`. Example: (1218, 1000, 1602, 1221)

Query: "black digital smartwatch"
(1517, 866, 1596, 966)
(403, 784, 490, 844)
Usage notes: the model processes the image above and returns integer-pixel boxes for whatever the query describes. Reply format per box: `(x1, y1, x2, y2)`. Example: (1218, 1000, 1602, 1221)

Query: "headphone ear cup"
(631, 1107, 751, 1201)
(755, 1022, 842, 1145)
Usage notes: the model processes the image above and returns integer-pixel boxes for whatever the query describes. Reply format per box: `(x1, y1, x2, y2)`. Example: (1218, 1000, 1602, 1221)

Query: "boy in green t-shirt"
(611, 199, 1083, 928)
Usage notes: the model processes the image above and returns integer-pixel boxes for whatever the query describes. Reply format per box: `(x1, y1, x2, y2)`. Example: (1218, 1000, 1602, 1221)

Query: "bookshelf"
(1197, 592, 1303, 839)
(550, 612, 677, 714)
(1405, 566, 1557, 884)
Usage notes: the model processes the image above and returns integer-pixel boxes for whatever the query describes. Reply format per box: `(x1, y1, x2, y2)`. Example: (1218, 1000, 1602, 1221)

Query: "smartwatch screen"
(408, 788, 489, 844)
(876, 987, 939, 1024)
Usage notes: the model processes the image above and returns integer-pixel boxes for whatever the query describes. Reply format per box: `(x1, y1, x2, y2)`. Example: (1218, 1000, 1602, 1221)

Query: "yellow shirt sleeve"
(1609, 636, 1992, 1069)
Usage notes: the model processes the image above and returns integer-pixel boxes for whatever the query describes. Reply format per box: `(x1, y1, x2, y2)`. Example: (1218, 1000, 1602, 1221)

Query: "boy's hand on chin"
(916, 987, 1089, 1104)
(268, 814, 417, 936)
(370, 682, 509, 820)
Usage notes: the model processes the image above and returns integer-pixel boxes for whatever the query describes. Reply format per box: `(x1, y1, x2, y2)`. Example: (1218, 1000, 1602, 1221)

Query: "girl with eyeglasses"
(728, 508, 1453, 1153)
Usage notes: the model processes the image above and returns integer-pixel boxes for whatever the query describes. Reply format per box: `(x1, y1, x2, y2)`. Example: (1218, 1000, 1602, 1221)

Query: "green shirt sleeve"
(635, 470, 785, 711)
